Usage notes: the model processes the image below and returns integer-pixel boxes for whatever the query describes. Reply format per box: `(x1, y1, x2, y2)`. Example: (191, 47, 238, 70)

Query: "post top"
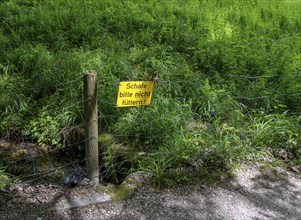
(83, 70, 97, 75)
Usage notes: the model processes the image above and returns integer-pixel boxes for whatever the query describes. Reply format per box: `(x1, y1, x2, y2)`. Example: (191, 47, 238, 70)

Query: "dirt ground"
(0, 164, 300, 220)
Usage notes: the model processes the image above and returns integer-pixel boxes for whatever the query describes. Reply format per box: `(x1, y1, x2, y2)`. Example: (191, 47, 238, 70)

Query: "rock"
(291, 165, 301, 173)
(97, 183, 134, 203)
(122, 171, 150, 190)
(79, 178, 91, 186)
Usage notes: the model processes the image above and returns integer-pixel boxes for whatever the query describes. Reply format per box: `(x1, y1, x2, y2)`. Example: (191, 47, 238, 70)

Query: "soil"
(0, 164, 300, 220)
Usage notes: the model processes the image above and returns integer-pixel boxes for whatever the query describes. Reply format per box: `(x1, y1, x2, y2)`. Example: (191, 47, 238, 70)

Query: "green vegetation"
(0, 165, 12, 189)
(0, 0, 300, 187)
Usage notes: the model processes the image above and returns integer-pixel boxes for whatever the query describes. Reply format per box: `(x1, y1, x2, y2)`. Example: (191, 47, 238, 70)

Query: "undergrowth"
(0, 0, 300, 187)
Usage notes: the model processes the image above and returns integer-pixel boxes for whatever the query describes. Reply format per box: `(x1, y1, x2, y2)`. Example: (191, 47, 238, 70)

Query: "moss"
(98, 133, 114, 145)
(0, 139, 66, 182)
(122, 177, 141, 188)
(96, 183, 134, 203)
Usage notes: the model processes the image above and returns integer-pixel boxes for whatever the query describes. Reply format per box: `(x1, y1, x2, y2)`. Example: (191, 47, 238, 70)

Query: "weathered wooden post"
(83, 70, 99, 186)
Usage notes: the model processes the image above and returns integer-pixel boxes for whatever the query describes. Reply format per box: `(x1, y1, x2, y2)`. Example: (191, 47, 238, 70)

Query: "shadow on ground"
(0, 165, 300, 220)
(108, 166, 301, 220)
(0, 186, 90, 220)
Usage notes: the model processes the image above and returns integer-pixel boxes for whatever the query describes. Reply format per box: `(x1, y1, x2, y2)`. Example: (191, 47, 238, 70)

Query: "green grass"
(0, 0, 300, 186)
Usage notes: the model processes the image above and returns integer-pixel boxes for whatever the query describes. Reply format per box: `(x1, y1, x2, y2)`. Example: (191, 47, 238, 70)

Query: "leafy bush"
(23, 111, 61, 146)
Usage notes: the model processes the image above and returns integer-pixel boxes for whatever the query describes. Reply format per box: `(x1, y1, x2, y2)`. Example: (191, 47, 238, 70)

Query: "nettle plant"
(24, 111, 61, 146)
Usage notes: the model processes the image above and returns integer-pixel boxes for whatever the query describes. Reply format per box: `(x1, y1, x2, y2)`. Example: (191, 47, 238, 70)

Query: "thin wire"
(1, 137, 94, 165)
(21, 157, 88, 182)
(234, 92, 301, 100)
(1, 74, 301, 185)
(228, 74, 280, 79)
(10, 75, 83, 92)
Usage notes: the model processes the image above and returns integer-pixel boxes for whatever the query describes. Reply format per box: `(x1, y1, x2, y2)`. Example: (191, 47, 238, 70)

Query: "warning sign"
(117, 81, 154, 107)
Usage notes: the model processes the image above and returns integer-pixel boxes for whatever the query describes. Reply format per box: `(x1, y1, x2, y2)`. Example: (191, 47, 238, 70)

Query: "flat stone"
(55, 192, 111, 211)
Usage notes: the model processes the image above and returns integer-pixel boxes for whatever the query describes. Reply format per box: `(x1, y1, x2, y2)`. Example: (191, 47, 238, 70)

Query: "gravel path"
(1, 164, 300, 220)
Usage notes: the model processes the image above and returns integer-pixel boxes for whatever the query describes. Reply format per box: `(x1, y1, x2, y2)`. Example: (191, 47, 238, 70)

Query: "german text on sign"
(116, 81, 154, 107)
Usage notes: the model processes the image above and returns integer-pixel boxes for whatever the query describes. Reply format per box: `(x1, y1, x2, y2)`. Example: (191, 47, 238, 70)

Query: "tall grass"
(0, 0, 300, 185)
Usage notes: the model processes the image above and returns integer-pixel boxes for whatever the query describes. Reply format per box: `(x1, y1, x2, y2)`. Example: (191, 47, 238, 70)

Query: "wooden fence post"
(83, 70, 99, 186)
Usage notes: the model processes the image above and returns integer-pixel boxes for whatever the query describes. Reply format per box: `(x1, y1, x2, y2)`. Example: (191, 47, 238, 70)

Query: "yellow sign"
(117, 81, 154, 107)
